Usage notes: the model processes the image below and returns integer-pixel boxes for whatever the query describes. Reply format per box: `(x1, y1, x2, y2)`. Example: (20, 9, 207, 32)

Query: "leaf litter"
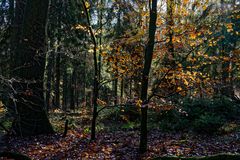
(5, 129, 240, 159)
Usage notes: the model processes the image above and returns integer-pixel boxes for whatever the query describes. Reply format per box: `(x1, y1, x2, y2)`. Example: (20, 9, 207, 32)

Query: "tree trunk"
(82, 0, 99, 140)
(70, 68, 76, 110)
(0, 0, 6, 25)
(129, 79, 132, 98)
(45, 50, 54, 112)
(11, 0, 54, 136)
(54, 0, 63, 109)
(114, 78, 118, 105)
(55, 51, 61, 108)
(139, 0, 157, 153)
(62, 58, 68, 111)
(120, 79, 124, 100)
(166, 0, 174, 60)
(11, 0, 26, 67)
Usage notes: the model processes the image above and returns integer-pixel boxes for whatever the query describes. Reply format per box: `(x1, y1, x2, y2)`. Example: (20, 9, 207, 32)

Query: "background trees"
(0, 0, 239, 155)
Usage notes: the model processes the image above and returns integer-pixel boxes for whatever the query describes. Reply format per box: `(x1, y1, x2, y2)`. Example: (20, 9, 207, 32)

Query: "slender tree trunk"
(114, 78, 118, 105)
(97, 0, 103, 100)
(8, 0, 14, 26)
(120, 79, 124, 99)
(54, 0, 63, 109)
(62, 57, 68, 111)
(220, 0, 231, 96)
(129, 79, 132, 98)
(51, 52, 55, 107)
(45, 50, 54, 111)
(73, 64, 79, 109)
(139, 0, 157, 153)
(75, 79, 79, 108)
(167, 0, 174, 59)
(70, 68, 76, 110)
(80, 50, 87, 106)
(11, 0, 54, 136)
(113, 7, 121, 105)
(82, 0, 99, 140)
(55, 51, 61, 108)
(80, 34, 87, 107)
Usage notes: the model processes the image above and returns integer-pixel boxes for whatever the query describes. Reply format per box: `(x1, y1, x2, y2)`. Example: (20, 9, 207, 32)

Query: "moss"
(153, 154, 240, 160)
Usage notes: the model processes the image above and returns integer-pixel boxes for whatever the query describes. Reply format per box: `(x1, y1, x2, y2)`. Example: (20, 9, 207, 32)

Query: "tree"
(81, 0, 99, 140)
(139, 0, 157, 153)
(11, 0, 54, 136)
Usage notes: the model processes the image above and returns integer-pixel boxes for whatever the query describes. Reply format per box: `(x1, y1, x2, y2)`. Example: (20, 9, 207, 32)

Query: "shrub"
(156, 108, 190, 131)
(210, 96, 240, 120)
(193, 113, 224, 134)
(181, 98, 209, 120)
(120, 104, 140, 122)
(179, 96, 240, 133)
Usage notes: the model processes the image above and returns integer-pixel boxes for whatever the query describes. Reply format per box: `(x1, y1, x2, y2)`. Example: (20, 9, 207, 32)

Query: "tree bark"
(11, 0, 54, 136)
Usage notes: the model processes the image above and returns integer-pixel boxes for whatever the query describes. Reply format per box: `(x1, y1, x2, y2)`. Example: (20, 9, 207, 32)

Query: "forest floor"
(5, 129, 240, 160)
(1, 108, 240, 159)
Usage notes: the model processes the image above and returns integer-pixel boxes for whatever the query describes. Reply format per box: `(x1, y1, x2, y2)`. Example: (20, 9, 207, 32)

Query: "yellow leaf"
(190, 42, 195, 47)
(190, 76, 195, 81)
(177, 87, 182, 92)
(85, 1, 90, 9)
(189, 33, 197, 39)
(183, 79, 189, 85)
(136, 99, 142, 107)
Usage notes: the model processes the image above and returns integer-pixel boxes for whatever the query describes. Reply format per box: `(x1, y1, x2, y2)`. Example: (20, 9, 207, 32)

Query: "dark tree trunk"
(55, 51, 61, 108)
(62, 61, 68, 111)
(120, 79, 124, 99)
(54, 0, 63, 109)
(220, 0, 231, 97)
(0, 0, 6, 25)
(11, 0, 26, 65)
(79, 52, 86, 106)
(75, 80, 79, 108)
(82, 0, 99, 140)
(129, 79, 132, 98)
(45, 51, 54, 111)
(166, 0, 174, 59)
(114, 78, 118, 105)
(8, 0, 14, 25)
(139, 0, 157, 153)
(70, 68, 76, 110)
(74, 68, 79, 108)
(11, 0, 54, 136)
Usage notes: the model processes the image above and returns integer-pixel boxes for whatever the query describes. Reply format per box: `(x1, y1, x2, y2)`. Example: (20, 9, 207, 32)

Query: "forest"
(0, 0, 240, 159)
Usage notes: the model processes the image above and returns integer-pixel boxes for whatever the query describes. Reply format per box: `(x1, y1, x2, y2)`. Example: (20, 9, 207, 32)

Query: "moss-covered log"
(0, 152, 31, 160)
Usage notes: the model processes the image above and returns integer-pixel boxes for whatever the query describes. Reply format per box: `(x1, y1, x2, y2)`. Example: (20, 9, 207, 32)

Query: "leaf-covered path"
(5, 129, 240, 160)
